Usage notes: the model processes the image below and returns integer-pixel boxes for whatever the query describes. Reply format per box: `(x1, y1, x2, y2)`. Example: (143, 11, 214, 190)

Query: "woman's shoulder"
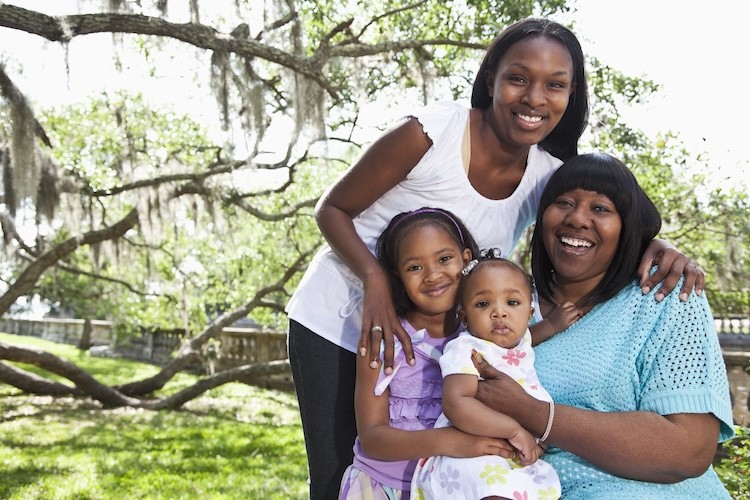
(406, 100, 469, 143)
(527, 145, 564, 176)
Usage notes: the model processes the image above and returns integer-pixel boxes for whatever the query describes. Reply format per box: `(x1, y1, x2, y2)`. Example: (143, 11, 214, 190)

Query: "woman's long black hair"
(531, 152, 662, 307)
(471, 18, 589, 161)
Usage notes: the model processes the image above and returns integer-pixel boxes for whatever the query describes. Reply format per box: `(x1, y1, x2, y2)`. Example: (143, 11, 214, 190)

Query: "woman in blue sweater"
(473, 152, 734, 499)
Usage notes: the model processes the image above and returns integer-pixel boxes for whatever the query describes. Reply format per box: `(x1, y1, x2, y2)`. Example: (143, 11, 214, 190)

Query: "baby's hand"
(547, 301, 582, 333)
(508, 427, 541, 465)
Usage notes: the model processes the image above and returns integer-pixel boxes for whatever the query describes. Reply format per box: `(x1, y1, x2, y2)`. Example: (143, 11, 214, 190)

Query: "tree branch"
(328, 38, 485, 58)
(107, 246, 315, 397)
(229, 198, 317, 221)
(0, 341, 140, 406)
(0, 209, 139, 316)
(0, 4, 339, 99)
(49, 262, 177, 302)
(0, 360, 82, 396)
(145, 360, 290, 409)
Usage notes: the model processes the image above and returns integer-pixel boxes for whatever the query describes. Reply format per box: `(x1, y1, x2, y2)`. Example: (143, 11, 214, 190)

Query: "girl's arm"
(354, 354, 514, 461)
(473, 355, 720, 482)
(442, 373, 541, 465)
(315, 118, 432, 371)
(638, 239, 705, 302)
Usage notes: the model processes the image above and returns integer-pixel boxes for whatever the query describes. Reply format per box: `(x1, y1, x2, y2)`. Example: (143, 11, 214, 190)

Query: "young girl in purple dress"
(338, 208, 513, 498)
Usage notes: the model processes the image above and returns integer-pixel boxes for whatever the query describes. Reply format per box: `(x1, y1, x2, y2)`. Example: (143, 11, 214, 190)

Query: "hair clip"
(461, 259, 479, 276)
(479, 248, 502, 260)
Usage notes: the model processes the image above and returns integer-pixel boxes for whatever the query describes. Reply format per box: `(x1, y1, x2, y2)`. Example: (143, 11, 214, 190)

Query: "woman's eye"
(548, 80, 569, 90)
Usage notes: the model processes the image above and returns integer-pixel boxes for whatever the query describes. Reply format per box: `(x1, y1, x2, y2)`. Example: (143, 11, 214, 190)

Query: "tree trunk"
(78, 318, 92, 350)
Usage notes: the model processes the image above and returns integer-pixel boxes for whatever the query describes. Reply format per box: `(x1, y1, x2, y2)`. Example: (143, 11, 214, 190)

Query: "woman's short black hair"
(470, 18, 588, 161)
(531, 152, 662, 307)
(376, 207, 480, 317)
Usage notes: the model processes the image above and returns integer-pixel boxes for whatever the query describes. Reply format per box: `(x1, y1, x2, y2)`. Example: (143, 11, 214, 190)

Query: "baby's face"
(458, 264, 533, 349)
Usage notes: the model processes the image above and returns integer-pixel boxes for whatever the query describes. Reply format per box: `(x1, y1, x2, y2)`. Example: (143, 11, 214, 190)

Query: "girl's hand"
(359, 267, 415, 372)
(441, 427, 515, 459)
(638, 239, 705, 302)
(546, 301, 582, 332)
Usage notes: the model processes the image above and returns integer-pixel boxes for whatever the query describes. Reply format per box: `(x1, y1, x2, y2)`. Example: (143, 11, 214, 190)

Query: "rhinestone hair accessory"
(461, 259, 479, 276)
(390, 208, 465, 246)
(461, 247, 503, 276)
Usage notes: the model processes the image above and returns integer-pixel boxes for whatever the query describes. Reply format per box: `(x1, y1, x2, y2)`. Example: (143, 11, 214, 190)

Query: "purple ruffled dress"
(339, 319, 460, 499)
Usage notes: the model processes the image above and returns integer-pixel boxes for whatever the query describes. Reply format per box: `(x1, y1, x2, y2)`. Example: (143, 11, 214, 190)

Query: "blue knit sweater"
(535, 279, 734, 499)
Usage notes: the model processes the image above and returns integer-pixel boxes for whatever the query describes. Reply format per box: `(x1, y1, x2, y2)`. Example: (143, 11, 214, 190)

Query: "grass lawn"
(0, 332, 308, 499)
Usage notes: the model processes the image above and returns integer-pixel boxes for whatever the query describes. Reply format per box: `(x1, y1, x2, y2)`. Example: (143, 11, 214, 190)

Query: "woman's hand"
(472, 350, 540, 420)
(359, 267, 414, 372)
(474, 350, 721, 482)
(315, 118, 432, 370)
(639, 239, 704, 302)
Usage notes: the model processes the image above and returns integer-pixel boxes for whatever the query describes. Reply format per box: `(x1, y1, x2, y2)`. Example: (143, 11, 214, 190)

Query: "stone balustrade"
(1, 316, 748, 423)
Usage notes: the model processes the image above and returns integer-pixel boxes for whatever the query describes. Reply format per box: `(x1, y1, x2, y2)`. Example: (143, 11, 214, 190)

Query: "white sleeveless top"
(286, 101, 562, 352)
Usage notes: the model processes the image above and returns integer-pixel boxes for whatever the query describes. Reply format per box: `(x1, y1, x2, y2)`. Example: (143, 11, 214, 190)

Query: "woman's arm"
(354, 353, 514, 461)
(473, 355, 720, 482)
(315, 118, 432, 370)
(442, 373, 541, 464)
(639, 239, 705, 302)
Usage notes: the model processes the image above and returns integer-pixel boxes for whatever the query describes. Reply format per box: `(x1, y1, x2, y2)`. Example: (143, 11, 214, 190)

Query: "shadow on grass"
(0, 398, 307, 498)
(0, 464, 73, 498)
(0, 332, 307, 497)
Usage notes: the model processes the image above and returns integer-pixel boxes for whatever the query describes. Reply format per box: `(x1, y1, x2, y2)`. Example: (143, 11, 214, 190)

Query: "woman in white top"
(285, 18, 704, 500)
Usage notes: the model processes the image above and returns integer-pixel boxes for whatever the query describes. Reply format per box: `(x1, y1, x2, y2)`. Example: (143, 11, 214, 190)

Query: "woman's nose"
(564, 207, 590, 228)
(522, 82, 546, 108)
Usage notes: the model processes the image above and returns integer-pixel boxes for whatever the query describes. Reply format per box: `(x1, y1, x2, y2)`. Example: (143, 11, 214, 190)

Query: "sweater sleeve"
(636, 289, 735, 442)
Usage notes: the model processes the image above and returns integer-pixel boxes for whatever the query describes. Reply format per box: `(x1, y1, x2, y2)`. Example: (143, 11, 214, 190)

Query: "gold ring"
(370, 325, 384, 334)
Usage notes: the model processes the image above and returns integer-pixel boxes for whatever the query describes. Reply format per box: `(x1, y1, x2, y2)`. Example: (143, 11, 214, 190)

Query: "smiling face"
(458, 263, 533, 349)
(484, 36, 574, 152)
(397, 224, 472, 323)
(542, 188, 622, 292)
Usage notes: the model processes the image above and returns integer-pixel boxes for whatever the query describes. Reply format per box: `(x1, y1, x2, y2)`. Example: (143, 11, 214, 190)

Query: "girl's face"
(542, 188, 622, 290)
(458, 264, 533, 349)
(485, 36, 574, 151)
(397, 224, 472, 320)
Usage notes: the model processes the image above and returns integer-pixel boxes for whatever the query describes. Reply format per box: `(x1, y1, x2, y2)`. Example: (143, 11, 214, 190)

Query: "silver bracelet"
(540, 400, 555, 442)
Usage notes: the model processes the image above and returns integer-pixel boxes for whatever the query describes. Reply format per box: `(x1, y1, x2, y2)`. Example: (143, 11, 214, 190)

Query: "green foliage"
(715, 426, 750, 499)
(4, 0, 748, 356)
(586, 59, 750, 315)
(0, 333, 306, 499)
(297, 0, 572, 111)
(587, 57, 660, 157)
(707, 290, 750, 318)
(42, 91, 217, 192)
(32, 95, 210, 331)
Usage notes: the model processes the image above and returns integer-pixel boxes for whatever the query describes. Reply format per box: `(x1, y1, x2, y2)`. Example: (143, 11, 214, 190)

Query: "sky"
(568, 0, 748, 189)
(1, 0, 747, 191)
